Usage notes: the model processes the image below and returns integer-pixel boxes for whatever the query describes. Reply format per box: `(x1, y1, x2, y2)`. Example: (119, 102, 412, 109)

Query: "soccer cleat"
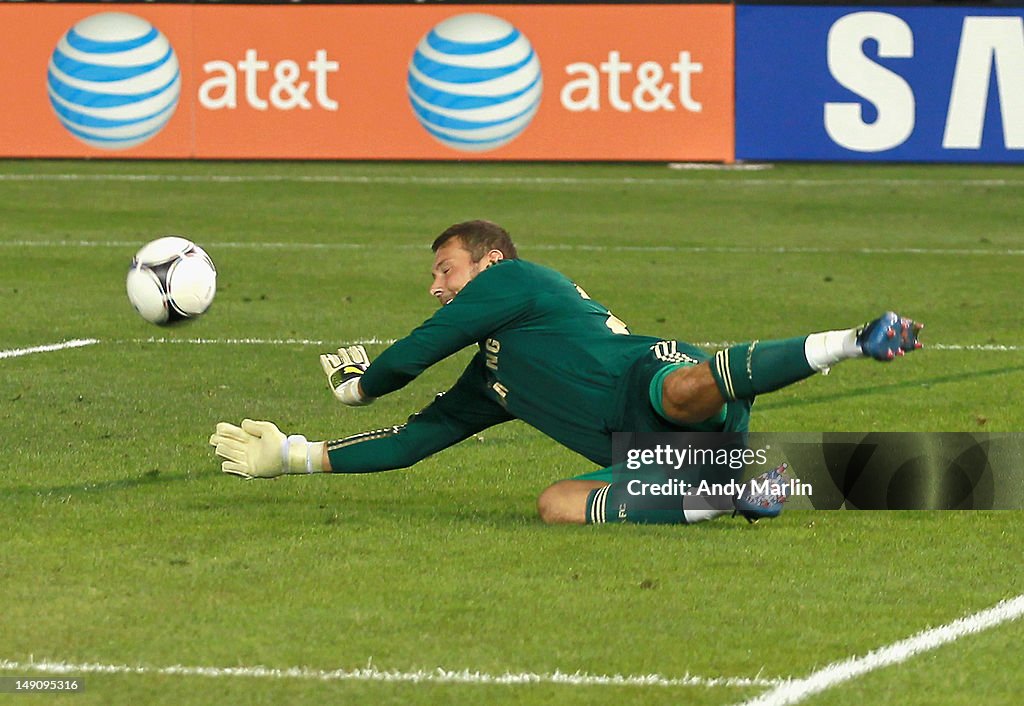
(856, 311, 924, 362)
(733, 463, 790, 523)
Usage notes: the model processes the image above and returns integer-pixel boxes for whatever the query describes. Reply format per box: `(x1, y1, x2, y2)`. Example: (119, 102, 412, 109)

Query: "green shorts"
(615, 340, 751, 435)
(578, 341, 752, 483)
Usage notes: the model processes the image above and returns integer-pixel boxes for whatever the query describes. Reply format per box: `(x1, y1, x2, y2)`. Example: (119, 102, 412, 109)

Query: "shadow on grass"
(3, 469, 191, 500)
(756, 363, 1024, 412)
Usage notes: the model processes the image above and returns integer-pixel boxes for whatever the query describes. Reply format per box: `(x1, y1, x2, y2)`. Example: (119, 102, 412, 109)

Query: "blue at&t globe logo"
(47, 12, 180, 150)
(407, 14, 542, 152)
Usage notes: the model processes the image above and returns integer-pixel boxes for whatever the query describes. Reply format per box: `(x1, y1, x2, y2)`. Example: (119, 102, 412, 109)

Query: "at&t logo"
(47, 12, 180, 150)
(407, 13, 543, 152)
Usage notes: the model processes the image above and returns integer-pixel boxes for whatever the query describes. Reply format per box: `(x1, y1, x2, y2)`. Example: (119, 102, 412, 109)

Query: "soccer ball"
(126, 236, 217, 325)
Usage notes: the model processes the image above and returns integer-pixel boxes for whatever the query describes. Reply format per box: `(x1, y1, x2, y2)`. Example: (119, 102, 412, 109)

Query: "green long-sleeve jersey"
(329, 259, 666, 470)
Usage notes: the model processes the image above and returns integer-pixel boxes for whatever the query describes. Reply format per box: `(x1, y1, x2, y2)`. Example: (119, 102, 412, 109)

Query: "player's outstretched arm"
(209, 419, 327, 479)
(321, 345, 374, 406)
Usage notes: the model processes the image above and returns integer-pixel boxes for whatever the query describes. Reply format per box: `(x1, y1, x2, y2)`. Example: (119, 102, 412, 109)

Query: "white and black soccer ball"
(126, 236, 217, 325)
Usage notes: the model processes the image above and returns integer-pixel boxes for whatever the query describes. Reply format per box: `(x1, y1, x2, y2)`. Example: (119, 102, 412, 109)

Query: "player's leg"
(536, 464, 739, 526)
(659, 363, 729, 424)
(536, 351, 745, 526)
(538, 313, 924, 525)
(537, 477, 744, 526)
(536, 479, 608, 524)
(536, 467, 791, 525)
(661, 311, 924, 421)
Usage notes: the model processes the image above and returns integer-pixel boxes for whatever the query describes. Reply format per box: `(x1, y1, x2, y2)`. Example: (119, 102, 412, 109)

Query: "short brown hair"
(432, 220, 519, 261)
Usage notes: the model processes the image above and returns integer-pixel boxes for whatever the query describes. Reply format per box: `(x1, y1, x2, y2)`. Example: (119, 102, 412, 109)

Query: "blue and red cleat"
(734, 463, 790, 523)
(857, 311, 924, 362)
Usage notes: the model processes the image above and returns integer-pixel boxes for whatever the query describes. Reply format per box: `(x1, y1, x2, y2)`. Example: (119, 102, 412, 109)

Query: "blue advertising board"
(736, 5, 1024, 162)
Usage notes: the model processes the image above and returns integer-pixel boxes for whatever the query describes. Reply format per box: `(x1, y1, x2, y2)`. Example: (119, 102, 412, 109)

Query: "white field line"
(0, 172, 1023, 188)
(929, 343, 1023, 352)
(2, 239, 1024, 257)
(0, 338, 98, 360)
(117, 337, 399, 347)
(738, 594, 1024, 706)
(667, 162, 774, 171)
(5, 338, 1017, 353)
(109, 339, 1024, 353)
(0, 658, 782, 689)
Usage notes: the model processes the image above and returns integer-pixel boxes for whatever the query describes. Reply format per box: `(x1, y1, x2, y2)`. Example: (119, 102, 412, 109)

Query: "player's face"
(429, 239, 483, 306)
(429, 239, 494, 306)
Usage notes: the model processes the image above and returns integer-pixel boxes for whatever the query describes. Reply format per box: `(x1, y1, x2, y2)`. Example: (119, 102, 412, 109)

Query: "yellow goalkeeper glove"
(209, 419, 325, 479)
(320, 344, 375, 406)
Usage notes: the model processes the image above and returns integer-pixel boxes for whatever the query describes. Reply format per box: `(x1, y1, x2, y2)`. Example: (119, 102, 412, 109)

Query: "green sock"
(709, 336, 815, 401)
(586, 482, 685, 524)
(585, 483, 733, 525)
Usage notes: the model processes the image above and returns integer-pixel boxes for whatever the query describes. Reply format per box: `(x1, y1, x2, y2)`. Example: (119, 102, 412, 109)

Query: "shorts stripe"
(589, 485, 610, 524)
(652, 340, 700, 365)
(715, 349, 736, 400)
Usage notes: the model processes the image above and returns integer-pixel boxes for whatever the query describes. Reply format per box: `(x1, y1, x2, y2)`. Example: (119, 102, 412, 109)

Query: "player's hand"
(209, 419, 287, 479)
(320, 345, 374, 406)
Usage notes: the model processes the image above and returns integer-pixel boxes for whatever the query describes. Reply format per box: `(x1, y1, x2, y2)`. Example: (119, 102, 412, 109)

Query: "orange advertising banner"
(0, 4, 734, 161)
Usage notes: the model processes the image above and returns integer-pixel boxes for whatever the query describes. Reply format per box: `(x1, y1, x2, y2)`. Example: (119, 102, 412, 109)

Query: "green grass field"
(2, 160, 1023, 705)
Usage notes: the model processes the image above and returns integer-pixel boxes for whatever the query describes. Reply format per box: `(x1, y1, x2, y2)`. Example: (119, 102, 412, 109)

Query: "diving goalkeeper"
(210, 220, 923, 525)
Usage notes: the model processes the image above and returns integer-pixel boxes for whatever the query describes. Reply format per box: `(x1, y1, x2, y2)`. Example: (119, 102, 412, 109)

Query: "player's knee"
(662, 364, 725, 424)
(537, 481, 587, 525)
(537, 480, 605, 524)
(536, 483, 566, 524)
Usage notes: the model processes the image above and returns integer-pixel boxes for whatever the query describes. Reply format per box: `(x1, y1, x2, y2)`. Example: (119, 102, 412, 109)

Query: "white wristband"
(282, 436, 326, 474)
(335, 378, 374, 406)
(283, 434, 308, 473)
(307, 441, 326, 473)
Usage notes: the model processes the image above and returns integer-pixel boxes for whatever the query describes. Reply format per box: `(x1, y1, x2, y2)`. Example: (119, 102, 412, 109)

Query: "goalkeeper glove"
(209, 419, 325, 479)
(320, 345, 374, 406)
